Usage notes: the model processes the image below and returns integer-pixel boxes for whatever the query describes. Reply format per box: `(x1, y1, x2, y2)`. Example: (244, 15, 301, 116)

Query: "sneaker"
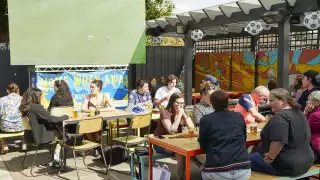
(51, 159, 61, 168)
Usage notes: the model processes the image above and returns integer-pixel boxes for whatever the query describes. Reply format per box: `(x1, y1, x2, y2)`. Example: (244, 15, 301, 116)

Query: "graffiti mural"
(195, 49, 320, 92)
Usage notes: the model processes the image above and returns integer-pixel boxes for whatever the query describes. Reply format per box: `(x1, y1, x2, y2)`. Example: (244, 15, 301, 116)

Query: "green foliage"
(146, 0, 175, 20)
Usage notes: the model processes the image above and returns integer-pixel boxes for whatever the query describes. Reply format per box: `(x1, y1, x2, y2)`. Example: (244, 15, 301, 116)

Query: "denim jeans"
(250, 152, 279, 175)
(153, 145, 175, 156)
(202, 169, 251, 180)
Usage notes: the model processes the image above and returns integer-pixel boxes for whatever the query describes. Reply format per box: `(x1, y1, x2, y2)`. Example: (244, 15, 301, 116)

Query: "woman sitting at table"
(48, 80, 74, 112)
(19, 88, 69, 166)
(304, 91, 320, 164)
(199, 90, 251, 180)
(153, 92, 194, 180)
(192, 81, 216, 126)
(0, 83, 24, 152)
(48, 80, 74, 167)
(251, 88, 314, 177)
(81, 79, 113, 112)
(82, 79, 113, 142)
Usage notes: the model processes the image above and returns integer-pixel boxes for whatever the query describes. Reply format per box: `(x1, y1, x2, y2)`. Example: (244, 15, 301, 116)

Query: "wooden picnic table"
(148, 123, 266, 180)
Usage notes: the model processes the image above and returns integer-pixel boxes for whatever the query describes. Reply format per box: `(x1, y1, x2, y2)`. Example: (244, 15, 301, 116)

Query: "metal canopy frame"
(34, 64, 129, 72)
(146, 0, 320, 104)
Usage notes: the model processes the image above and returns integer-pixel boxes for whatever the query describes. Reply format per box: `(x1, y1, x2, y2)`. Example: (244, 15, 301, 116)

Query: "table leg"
(193, 97, 196, 105)
(117, 119, 120, 138)
(186, 155, 190, 180)
(149, 142, 153, 180)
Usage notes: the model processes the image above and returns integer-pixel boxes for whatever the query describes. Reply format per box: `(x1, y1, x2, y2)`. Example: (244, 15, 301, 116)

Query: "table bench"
(250, 165, 320, 180)
(0, 131, 24, 154)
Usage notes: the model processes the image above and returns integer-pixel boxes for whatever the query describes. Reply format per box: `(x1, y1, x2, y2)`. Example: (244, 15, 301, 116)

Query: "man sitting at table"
(154, 74, 181, 108)
(199, 90, 251, 180)
(128, 79, 152, 108)
(234, 86, 269, 124)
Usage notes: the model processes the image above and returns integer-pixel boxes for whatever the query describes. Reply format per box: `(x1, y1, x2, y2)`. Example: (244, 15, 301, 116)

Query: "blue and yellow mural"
(32, 70, 128, 108)
(195, 49, 320, 92)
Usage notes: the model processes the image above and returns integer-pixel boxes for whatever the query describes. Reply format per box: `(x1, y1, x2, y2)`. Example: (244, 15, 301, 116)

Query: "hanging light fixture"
(303, 11, 320, 30)
(244, 21, 263, 36)
(191, 29, 204, 41)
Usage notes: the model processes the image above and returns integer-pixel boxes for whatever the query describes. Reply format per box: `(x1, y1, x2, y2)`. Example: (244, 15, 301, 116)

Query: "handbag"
(65, 132, 84, 146)
(99, 145, 128, 165)
(152, 163, 171, 180)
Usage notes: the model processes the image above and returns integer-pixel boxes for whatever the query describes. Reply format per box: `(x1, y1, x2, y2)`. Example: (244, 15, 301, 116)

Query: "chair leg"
(72, 150, 80, 180)
(100, 145, 109, 175)
(140, 156, 145, 180)
(21, 150, 28, 169)
(130, 153, 135, 180)
(30, 146, 39, 177)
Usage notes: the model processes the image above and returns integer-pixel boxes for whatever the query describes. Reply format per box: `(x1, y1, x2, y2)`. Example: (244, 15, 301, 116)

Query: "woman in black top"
(199, 90, 251, 180)
(48, 80, 74, 112)
(20, 88, 69, 145)
(251, 88, 314, 177)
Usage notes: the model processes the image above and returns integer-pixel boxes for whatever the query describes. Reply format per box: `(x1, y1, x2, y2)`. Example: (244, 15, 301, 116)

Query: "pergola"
(145, 0, 319, 105)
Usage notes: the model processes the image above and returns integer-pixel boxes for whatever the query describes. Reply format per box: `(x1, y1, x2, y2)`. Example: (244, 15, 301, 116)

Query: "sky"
(171, 0, 237, 14)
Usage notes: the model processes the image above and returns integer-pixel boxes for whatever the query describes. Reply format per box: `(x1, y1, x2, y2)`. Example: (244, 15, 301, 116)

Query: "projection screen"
(7, 0, 145, 65)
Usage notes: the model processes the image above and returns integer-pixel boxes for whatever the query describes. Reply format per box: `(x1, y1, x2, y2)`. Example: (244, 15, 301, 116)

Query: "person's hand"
(177, 108, 185, 115)
(163, 95, 170, 101)
(263, 153, 274, 164)
(304, 102, 315, 114)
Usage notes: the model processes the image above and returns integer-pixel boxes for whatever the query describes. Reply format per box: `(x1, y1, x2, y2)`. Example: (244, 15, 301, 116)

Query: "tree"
(146, 0, 175, 20)
(145, 0, 184, 46)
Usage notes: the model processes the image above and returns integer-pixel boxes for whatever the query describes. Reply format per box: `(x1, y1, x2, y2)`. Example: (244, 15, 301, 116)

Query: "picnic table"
(148, 123, 265, 180)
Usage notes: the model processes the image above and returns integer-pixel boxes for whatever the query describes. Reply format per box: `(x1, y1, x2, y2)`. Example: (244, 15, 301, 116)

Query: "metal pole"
(183, 30, 195, 105)
(277, 17, 290, 89)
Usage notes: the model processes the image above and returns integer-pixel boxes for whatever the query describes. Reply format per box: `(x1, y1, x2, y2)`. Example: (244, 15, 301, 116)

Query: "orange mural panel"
(194, 49, 320, 93)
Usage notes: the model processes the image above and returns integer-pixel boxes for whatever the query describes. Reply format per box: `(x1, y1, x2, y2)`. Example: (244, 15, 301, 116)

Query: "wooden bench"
(0, 131, 24, 154)
(250, 165, 320, 180)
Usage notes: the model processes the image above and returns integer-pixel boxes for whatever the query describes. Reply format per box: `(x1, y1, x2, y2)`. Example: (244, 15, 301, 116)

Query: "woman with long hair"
(20, 88, 69, 166)
(81, 79, 113, 112)
(251, 88, 314, 177)
(153, 92, 194, 180)
(0, 83, 23, 152)
(48, 80, 74, 112)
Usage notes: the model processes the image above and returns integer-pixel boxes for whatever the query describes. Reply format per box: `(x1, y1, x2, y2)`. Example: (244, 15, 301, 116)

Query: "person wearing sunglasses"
(234, 86, 270, 124)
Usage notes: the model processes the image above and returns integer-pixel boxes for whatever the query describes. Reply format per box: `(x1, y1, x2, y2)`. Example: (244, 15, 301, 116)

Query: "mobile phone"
(156, 135, 165, 139)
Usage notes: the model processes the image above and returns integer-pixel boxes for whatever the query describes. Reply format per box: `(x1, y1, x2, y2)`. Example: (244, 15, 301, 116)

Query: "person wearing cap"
(204, 75, 217, 85)
(234, 86, 270, 124)
(297, 70, 320, 111)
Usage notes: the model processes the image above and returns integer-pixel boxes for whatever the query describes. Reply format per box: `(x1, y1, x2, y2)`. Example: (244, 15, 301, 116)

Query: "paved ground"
(0, 142, 202, 180)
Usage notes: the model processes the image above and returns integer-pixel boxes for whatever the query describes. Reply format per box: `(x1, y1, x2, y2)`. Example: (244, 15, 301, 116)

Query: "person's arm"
(239, 95, 266, 122)
(308, 114, 320, 133)
(81, 96, 90, 112)
(36, 105, 69, 124)
(128, 91, 136, 106)
(160, 110, 183, 133)
(248, 107, 267, 122)
(154, 89, 169, 106)
(198, 116, 208, 149)
(182, 113, 195, 129)
(264, 115, 289, 164)
(192, 105, 202, 126)
(103, 93, 113, 107)
(47, 95, 56, 112)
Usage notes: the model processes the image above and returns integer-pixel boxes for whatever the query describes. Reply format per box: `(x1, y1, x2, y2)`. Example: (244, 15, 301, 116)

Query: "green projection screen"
(7, 0, 145, 65)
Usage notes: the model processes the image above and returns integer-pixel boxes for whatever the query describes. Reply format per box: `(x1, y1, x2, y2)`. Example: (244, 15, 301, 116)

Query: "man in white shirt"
(154, 74, 181, 108)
